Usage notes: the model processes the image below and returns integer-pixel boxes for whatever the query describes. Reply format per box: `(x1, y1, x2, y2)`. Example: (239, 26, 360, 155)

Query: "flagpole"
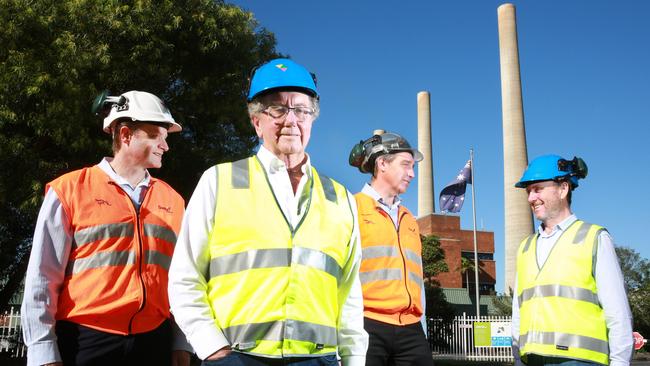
(470, 148, 480, 318)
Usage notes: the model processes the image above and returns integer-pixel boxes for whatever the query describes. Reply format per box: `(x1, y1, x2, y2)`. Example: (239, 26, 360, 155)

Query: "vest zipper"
(110, 181, 149, 334)
(381, 208, 414, 324)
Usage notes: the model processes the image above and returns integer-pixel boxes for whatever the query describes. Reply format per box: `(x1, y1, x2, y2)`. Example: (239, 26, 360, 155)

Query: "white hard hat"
(102, 90, 182, 133)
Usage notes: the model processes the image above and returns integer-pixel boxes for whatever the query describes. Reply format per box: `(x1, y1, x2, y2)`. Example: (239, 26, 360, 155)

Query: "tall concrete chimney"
(497, 3, 534, 294)
(417, 91, 434, 217)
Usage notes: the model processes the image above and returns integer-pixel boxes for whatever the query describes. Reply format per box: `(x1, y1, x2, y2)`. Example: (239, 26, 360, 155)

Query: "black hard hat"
(349, 130, 423, 174)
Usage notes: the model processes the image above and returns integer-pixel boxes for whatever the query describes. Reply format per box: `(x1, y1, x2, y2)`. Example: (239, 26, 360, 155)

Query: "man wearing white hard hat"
(21, 91, 190, 366)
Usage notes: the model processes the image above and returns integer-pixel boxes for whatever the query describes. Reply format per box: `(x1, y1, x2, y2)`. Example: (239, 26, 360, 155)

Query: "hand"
(205, 346, 232, 361)
(171, 350, 191, 366)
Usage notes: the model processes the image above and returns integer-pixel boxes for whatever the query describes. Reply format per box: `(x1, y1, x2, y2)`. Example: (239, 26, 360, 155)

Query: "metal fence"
(428, 313, 514, 362)
(2, 306, 514, 363)
(0, 306, 26, 358)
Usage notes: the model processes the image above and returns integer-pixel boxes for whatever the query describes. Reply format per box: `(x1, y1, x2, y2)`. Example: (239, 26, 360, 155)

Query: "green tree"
(421, 234, 448, 278)
(615, 246, 650, 338)
(420, 234, 455, 348)
(0, 0, 279, 309)
(460, 256, 475, 289)
(491, 293, 513, 316)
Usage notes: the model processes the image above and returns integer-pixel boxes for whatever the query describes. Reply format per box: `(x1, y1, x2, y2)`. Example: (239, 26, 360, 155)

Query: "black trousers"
(364, 317, 434, 366)
(56, 319, 172, 366)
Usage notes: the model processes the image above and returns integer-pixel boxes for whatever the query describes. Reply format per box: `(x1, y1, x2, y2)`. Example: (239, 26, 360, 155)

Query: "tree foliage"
(615, 246, 650, 337)
(421, 234, 448, 278)
(0, 0, 279, 309)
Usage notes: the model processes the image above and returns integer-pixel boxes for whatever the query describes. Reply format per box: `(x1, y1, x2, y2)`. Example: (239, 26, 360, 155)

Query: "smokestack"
(417, 91, 434, 217)
(497, 3, 534, 294)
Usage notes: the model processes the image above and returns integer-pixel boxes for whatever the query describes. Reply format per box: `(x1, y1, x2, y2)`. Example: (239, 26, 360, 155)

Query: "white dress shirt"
(168, 146, 368, 365)
(511, 214, 634, 366)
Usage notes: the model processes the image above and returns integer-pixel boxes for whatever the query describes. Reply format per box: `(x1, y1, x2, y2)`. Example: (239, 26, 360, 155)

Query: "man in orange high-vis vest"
(21, 91, 190, 366)
(349, 130, 434, 366)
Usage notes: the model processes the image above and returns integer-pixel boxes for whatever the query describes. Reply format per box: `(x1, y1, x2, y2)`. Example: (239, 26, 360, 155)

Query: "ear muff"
(348, 141, 366, 168)
(348, 135, 386, 173)
(91, 90, 127, 118)
(558, 156, 589, 179)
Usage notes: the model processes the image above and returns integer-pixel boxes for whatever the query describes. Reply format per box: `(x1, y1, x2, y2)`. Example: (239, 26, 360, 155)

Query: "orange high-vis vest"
(46, 165, 184, 335)
(355, 193, 424, 326)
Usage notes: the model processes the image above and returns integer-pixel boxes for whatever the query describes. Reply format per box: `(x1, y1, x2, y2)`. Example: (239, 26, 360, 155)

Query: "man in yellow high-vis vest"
(168, 58, 368, 366)
(511, 154, 633, 366)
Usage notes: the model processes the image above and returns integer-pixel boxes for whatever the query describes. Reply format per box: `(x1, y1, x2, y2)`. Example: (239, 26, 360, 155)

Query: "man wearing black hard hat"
(349, 130, 434, 366)
(511, 154, 633, 366)
(169, 59, 368, 366)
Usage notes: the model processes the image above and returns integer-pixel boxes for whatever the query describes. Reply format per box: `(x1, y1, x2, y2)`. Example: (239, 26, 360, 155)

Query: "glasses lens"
(266, 105, 288, 118)
(265, 105, 315, 119)
(294, 107, 314, 118)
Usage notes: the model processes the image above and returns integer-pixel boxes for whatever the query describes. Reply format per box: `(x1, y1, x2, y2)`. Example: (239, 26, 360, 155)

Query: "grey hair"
(247, 94, 320, 120)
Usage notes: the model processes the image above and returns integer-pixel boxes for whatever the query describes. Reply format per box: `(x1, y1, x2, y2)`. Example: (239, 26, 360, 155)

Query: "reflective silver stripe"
(319, 175, 337, 203)
(408, 270, 423, 288)
(404, 248, 422, 266)
(293, 246, 342, 281)
(143, 223, 177, 245)
(210, 248, 342, 281)
(573, 222, 593, 244)
(359, 268, 402, 284)
(362, 245, 399, 259)
(522, 235, 535, 253)
(66, 250, 136, 275)
(520, 331, 609, 355)
(518, 284, 600, 307)
(232, 158, 249, 189)
(73, 223, 134, 247)
(145, 250, 172, 271)
(285, 318, 337, 346)
(210, 248, 290, 277)
(223, 319, 337, 348)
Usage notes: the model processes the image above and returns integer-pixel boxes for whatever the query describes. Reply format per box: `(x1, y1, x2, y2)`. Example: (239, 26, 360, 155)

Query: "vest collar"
(538, 214, 577, 238)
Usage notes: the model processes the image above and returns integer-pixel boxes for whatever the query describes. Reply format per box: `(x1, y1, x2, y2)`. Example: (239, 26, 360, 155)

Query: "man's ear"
(251, 114, 263, 138)
(119, 125, 133, 145)
(559, 181, 570, 200)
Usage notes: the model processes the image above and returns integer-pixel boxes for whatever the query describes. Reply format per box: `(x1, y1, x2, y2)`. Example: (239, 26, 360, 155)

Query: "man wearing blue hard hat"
(511, 154, 633, 366)
(168, 58, 368, 366)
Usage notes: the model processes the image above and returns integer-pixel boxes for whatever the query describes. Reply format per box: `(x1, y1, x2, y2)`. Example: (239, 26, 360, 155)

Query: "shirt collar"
(361, 183, 402, 210)
(537, 214, 577, 237)
(256, 145, 312, 178)
(98, 157, 150, 189)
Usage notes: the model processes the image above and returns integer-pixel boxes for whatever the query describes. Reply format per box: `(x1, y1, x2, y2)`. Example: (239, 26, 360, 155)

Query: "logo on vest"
(158, 205, 173, 214)
(556, 344, 569, 351)
(95, 199, 111, 206)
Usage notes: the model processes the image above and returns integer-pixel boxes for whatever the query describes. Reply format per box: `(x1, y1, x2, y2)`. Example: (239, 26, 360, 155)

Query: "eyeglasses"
(263, 105, 315, 120)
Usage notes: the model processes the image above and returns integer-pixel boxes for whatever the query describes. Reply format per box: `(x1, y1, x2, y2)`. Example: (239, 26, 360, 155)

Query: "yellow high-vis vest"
(207, 157, 355, 358)
(517, 220, 609, 365)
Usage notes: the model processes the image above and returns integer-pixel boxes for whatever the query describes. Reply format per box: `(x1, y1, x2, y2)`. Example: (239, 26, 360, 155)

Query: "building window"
(461, 251, 493, 261)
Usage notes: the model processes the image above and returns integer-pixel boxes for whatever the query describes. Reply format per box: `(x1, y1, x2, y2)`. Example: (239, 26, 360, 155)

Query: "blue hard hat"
(515, 154, 588, 189)
(247, 58, 318, 101)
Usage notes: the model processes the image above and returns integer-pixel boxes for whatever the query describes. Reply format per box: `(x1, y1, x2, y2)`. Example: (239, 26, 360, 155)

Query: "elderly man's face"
(252, 91, 315, 160)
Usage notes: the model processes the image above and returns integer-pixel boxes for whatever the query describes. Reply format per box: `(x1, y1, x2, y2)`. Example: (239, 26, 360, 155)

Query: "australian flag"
(439, 160, 472, 213)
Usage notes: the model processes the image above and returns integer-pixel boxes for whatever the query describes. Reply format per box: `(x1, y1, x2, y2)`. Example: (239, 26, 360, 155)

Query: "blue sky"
(231, 0, 650, 293)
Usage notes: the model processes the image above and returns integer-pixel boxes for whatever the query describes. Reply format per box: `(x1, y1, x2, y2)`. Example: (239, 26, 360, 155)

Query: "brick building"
(417, 213, 496, 295)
